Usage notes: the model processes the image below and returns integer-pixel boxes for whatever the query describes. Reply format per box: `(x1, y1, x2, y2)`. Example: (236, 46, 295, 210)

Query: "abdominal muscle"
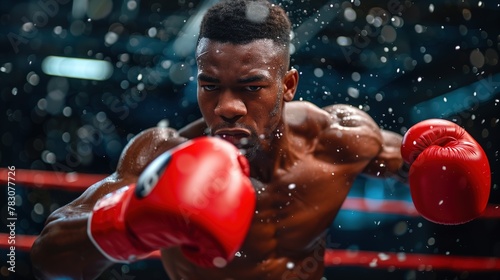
(160, 241, 326, 280)
(160, 141, 354, 280)
(160, 185, 336, 280)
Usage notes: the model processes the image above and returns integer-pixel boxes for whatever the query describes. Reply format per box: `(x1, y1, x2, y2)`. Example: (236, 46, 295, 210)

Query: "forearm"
(30, 127, 189, 279)
(362, 129, 407, 183)
(362, 158, 405, 181)
(31, 211, 112, 280)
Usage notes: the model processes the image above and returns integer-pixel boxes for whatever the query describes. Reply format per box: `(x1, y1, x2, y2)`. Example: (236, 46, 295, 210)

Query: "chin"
(239, 144, 259, 162)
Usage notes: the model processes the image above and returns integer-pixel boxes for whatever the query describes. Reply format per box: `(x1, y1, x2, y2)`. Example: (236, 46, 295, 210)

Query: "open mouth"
(214, 129, 251, 147)
(218, 134, 249, 145)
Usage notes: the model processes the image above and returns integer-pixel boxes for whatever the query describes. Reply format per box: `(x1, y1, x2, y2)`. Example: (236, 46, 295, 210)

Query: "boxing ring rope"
(0, 168, 106, 191)
(3, 168, 499, 217)
(2, 168, 500, 271)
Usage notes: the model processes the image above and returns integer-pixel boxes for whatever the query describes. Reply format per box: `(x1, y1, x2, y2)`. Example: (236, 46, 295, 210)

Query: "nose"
(214, 90, 247, 123)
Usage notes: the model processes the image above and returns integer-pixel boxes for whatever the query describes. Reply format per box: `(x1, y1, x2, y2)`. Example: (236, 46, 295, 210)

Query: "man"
(30, 0, 490, 279)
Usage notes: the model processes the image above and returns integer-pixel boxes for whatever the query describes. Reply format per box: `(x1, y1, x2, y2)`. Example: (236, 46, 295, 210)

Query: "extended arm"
(319, 104, 383, 165)
(362, 129, 407, 182)
(319, 103, 405, 180)
(30, 128, 187, 280)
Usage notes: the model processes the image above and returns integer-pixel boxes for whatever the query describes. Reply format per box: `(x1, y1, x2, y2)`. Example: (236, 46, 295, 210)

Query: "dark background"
(1, 0, 499, 279)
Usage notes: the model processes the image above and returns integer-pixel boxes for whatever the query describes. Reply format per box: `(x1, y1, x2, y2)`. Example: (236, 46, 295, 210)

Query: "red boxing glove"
(401, 119, 490, 225)
(88, 137, 255, 267)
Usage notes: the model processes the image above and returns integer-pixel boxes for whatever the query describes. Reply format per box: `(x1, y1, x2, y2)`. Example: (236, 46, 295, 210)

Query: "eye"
(244, 86, 262, 92)
(201, 85, 219, 91)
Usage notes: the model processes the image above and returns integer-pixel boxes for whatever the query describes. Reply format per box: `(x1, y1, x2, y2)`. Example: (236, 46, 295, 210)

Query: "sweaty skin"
(31, 39, 404, 280)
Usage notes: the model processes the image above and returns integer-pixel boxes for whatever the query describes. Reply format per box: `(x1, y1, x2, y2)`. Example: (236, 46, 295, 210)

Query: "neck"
(248, 120, 297, 182)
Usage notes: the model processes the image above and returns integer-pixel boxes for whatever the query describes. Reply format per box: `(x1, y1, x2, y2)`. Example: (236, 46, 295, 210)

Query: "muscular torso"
(160, 101, 387, 279)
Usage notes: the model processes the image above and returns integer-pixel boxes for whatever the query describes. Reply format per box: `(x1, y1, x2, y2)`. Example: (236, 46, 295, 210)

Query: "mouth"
(214, 129, 251, 146)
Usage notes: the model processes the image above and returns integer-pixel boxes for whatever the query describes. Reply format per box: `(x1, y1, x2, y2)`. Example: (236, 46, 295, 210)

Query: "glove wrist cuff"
(87, 185, 150, 263)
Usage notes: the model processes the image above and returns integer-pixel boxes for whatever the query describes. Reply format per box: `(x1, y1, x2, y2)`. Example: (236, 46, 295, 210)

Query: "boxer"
(31, 0, 490, 279)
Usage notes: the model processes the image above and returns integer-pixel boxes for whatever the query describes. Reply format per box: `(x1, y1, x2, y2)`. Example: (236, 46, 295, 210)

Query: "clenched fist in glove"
(401, 119, 490, 225)
(88, 137, 256, 267)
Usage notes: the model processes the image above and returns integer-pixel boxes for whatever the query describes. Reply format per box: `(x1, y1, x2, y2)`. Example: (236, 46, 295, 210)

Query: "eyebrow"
(237, 75, 267, 84)
(197, 73, 269, 84)
(198, 73, 219, 83)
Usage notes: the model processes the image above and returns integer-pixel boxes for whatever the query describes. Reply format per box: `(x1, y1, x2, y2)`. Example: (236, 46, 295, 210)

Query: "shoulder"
(284, 101, 383, 162)
(318, 103, 383, 163)
(116, 127, 189, 177)
(284, 101, 331, 135)
(285, 100, 328, 119)
(319, 103, 382, 142)
(322, 104, 378, 130)
(284, 101, 379, 133)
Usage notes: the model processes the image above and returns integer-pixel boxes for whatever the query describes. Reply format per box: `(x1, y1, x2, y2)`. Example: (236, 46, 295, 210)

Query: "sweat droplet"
(286, 262, 295, 269)
(288, 183, 296, 190)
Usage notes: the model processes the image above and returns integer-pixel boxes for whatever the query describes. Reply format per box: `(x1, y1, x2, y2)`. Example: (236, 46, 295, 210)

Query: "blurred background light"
(1, 0, 500, 279)
(41, 56, 114, 81)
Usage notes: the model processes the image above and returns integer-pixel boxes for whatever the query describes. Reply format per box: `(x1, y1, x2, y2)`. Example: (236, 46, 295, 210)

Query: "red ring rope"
(1, 233, 499, 271)
(2, 168, 500, 272)
(2, 168, 499, 218)
(0, 168, 105, 191)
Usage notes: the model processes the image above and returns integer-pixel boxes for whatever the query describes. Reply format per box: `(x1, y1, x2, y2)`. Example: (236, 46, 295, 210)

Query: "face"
(196, 38, 298, 158)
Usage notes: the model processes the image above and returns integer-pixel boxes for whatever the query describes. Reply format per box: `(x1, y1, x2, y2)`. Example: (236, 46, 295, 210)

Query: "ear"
(282, 68, 298, 102)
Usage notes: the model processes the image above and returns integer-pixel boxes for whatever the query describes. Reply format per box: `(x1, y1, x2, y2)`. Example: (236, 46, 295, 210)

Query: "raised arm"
(30, 127, 187, 280)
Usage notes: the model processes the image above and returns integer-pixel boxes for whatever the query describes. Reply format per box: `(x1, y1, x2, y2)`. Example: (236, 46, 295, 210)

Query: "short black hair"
(199, 0, 291, 47)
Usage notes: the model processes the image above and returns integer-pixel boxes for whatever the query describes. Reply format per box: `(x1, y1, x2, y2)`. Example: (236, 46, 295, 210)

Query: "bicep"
(319, 104, 383, 163)
(116, 127, 187, 177)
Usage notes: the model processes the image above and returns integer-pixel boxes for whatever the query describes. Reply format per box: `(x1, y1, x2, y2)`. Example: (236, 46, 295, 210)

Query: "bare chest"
(238, 158, 356, 262)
